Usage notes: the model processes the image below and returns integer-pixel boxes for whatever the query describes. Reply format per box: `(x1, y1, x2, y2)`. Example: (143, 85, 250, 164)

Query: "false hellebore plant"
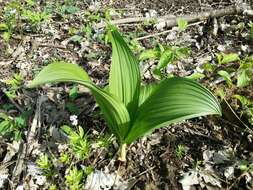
(28, 26, 222, 161)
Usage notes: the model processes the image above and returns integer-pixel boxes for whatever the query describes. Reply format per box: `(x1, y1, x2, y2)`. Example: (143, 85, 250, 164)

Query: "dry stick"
(26, 95, 47, 155)
(38, 43, 66, 50)
(95, 5, 252, 30)
(11, 142, 26, 188)
(136, 21, 203, 41)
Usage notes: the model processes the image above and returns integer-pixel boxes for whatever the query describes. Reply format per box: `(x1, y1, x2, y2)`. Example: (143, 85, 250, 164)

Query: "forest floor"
(0, 0, 253, 189)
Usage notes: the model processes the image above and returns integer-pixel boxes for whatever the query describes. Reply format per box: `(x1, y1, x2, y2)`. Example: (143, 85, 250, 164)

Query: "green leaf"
(70, 35, 83, 43)
(124, 77, 221, 143)
(27, 62, 131, 142)
(62, 5, 80, 14)
(175, 47, 190, 57)
(156, 49, 174, 70)
(218, 70, 232, 87)
(233, 95, 252, 106)
(108, 26, 141, 119)
(216, 53, 240, 64)
(177, 18, 188, 31)
(139, 83, 159, 106)
(69, 85, 78, 100)
(0, 120, 11, 135)
(0, 23, 8, 31)
(2, 31, 11, 42)
(186, 72, 205, 80)
(237, 69, 251, 87)
(139, 48, 160, 61)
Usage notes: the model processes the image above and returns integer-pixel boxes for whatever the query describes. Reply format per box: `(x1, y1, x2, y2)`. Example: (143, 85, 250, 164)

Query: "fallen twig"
(26, 95, 47, 155)
(95, 5, 252, 29)
(38, 43, 66, 49)
(135, 21, 203, 41)
(11, 142, 26, 188)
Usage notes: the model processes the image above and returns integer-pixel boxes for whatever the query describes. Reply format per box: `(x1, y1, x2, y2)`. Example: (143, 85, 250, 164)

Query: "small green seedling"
(49, 184, 57, 190)
(36, 154, 54, 177)
(216, 53, 240, 65)
(61, 125, 90, 160)
(177, 18, 188, 32)
(4, 73, 23, 99)
(240, 161, 253, 176)
(233, 95, 253, 125)
(140, 44, 189, 78)
(248, 21, 253, 40)
(237, 57, 253, 87)
(28, 26, 221, 161)
(22, 10, 51, 31)
(176, 144, 186, 159)
(96, 134, 114, 148)
(0, 113, 26, 140)
(65, 166, 84, 190)
(217, 70, 233, 87)
(60, 152, 71, 164)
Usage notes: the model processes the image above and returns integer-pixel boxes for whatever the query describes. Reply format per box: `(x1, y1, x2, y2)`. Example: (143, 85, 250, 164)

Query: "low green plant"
(60, 152, 71, 164)
(237, 56, 253, 87)
(36, 154, 54, 177)
(61, 125, 90, 160)
(4, 73, 23, 99)
(22, 9, 51, 30)
(215, 53, 240, 65)
(140, 44, 190, 78)
(28, 26, 221, 161)
(1, 0, 50, 40)
(65, 166, 84, 190)
(248, 21, 253, 40)
(0, 0, 22, 41)
(49, 184, 57, 190)
(233, 95, 253, 125)
(177, 18, 188, 32)
(217, 70, 233, 87)
(0, 113, 26, 140)
(239, 160, 253, 176)
(176, 144, 186, 159)
(96, 133, 114, 148)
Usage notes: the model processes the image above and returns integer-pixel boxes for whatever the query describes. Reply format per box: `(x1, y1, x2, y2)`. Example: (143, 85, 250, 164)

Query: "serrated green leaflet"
(28, 26, 221, 161)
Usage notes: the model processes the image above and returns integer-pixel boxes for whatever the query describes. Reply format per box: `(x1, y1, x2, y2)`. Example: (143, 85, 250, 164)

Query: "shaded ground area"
(0, 0, 253, 189)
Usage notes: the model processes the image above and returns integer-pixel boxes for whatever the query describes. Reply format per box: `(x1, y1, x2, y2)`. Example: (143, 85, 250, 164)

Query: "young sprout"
(176, 144, 186, 159)
(65, 166, 84, 190)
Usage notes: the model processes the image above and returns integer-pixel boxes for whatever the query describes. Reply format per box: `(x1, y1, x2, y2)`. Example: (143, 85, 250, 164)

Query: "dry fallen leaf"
(84, 170, 128, 190)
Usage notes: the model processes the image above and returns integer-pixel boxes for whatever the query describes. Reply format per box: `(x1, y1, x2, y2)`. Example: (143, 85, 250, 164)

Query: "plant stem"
(118, 143, 127, 162)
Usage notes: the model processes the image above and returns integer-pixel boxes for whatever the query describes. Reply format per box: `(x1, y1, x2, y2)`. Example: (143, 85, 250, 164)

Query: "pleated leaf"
(138, 83, 159, 107)
(27, 62, 130, 142)
(108, 27, 141, 119)
(124, 77, 221, 143)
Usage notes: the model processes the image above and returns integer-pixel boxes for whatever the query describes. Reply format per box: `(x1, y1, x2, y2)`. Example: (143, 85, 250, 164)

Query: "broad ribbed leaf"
(124, 77, 221, 143)
(108, 27, 141, 119)
(139, 83, 158, 107)
(27, 62, 130, 142)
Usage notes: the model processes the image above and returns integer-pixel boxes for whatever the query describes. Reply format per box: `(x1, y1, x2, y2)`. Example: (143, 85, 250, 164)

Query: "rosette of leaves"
(28, 26, 221, 161)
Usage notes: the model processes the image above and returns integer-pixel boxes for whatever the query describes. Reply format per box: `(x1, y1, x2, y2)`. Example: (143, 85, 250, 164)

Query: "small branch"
(38, 43, 66, 49)
(135, 21, 203, 41)
(95, 5, 252, 29)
